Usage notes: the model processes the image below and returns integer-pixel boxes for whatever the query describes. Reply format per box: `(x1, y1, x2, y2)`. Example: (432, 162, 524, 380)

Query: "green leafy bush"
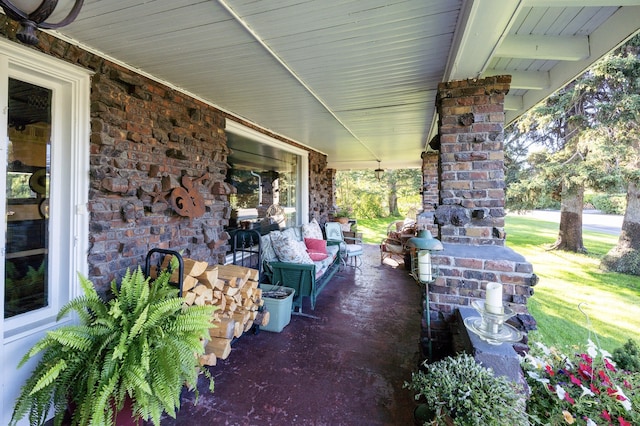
(613, 340, 640, 373)
(405, 353, 527, 425)
(601, 246, 640, 276)
(588, 193, 627, 215)
(352, 191, 384, 219)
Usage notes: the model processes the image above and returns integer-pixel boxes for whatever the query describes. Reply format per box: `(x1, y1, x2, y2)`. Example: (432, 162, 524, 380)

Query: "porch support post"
(434, 76, 511, 246)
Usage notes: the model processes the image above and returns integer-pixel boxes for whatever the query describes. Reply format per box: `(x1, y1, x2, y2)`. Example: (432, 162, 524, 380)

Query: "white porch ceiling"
(32, 0, 640, 170)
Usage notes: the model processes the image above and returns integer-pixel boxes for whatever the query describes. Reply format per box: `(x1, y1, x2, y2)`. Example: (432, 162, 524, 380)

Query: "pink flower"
(564, 393, 576, 405)
(602, 410, 612, 421)
(579, 362, 593, 380)
(581, 353, 593, 364)
(591, 383, 601, 395)
(618, 416, 632, 426)
(604, 358, 617, 372)
(606, 387, 628, 402)
(570, 374, 582, 386)
(599, 370, 612, 386)
(546, 365, 555, 376)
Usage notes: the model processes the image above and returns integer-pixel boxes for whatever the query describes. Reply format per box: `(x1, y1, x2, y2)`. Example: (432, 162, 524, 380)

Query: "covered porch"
(166, 244, 423, 424)
(2, 1, 639, 423)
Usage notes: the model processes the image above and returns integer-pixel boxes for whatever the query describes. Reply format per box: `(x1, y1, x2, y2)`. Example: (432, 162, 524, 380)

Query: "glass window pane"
(226, 133, 300, 232)
(4, 78, 51, 318)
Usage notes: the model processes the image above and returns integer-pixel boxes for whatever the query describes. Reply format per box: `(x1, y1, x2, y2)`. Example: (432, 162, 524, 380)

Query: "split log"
(184, 292, 196, 306)
(253, 310, 270, 327)
(217, 264, 258, 282)
(199, 352, 217, 367)
(206, 337, 231, 360)
(196, 266, 219, 288)
(182, 258, 208, 277)
(225, 286, 241, 297)
(209, 318, 241, 340)
(182, 275, 199, 293)
(213, 279, 226, 290)
(217, 275, 239, 288)
(231, 311, 250, 328)
(214, 294, 226, 311)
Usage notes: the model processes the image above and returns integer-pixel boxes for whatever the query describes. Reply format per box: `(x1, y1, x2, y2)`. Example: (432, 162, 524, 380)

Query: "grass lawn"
(505, 215, 640, 353)
(355, 216, 404, 244)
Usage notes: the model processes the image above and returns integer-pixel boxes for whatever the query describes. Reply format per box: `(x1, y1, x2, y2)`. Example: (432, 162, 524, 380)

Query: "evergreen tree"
(583, 37, 640, 274)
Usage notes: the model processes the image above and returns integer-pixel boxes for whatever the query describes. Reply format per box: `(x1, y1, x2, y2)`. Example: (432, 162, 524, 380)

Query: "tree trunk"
(602, 181, 640, 275)
(388, 179, 399, 216)
(549, 183, 586, 252)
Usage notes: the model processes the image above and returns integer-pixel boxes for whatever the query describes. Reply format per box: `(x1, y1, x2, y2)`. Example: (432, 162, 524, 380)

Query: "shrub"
(589, 193, 627, 215)
(352, 192, 384, 219)
(601, 246, 640, 276)
(405, 353, 527, 425)
(613, 340, 640, 373)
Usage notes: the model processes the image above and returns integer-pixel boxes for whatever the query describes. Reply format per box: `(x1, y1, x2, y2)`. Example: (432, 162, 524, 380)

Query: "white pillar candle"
(485, 282, 503, 314)
(418, 251, 432, 282)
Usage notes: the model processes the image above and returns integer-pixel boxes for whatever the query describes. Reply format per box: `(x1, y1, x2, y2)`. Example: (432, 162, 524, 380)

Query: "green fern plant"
(10, 266, 217, 426)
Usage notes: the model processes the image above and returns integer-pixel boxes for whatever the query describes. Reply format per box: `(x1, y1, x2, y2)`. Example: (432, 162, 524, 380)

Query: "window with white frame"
(225, 121, 308, 233)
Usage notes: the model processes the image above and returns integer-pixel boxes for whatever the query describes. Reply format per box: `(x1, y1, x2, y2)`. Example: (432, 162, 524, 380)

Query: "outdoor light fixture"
(374, 161, 384, 181)
(0, 0, 84, 45)
(406, 229, 443, 359)
(406, 229, 443, 284)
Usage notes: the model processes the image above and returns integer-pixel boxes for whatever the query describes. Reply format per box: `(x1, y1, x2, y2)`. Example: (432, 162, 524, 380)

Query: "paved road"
(509, 210, 623, 236)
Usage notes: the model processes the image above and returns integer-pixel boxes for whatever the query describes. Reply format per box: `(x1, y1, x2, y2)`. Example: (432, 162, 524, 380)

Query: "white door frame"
(0, 39, 91, 425)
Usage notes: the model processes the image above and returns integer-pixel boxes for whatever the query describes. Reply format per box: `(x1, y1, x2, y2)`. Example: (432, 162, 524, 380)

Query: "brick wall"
(0, 24, 332, 293)
(88, 67, 230, 288)
(434, 77, 510, 246)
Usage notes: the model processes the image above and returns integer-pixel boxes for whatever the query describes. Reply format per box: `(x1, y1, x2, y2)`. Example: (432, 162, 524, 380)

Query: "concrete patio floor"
(164, 244, 423, 425)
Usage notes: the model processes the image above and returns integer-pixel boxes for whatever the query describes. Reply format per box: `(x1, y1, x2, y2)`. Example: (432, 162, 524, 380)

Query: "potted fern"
(10, 266, 216, 426)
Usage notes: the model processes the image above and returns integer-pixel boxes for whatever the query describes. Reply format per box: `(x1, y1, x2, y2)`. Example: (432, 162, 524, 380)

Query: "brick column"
(418, 150, 439, 234)
(308, 151, 333, 223)
(422, 76, 538, 359)
(434, 76, 510, 246)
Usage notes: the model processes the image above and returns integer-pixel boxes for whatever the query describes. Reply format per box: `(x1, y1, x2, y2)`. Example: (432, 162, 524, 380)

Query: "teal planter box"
(260, 284, 295, 332)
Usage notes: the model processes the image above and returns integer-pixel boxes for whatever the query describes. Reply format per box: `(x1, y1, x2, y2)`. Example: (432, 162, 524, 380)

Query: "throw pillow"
(308, 252, 329, 261)
(304, 237, 327, 254)
(304, 237, 328, 262)
(302, 218, 323, 240)
(261, 232, 278, 262)
(271, 232, 314, 264)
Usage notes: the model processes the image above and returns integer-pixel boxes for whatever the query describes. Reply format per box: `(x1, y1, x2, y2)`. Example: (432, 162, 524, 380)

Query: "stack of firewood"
(153, 257, 269, 367)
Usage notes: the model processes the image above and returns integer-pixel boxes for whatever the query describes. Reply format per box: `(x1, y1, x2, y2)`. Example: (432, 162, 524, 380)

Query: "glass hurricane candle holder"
(463, 300, 523, 345)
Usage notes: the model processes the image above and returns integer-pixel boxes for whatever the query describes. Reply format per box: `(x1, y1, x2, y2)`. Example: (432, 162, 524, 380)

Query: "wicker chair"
(380, 219, 416, 264)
